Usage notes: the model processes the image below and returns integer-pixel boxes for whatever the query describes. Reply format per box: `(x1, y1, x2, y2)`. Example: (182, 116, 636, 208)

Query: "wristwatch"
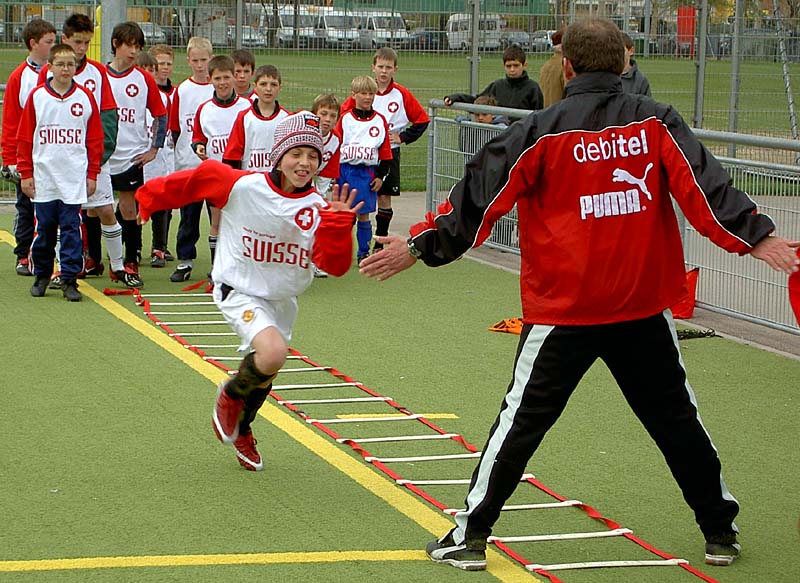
(407, 237, 423, 259)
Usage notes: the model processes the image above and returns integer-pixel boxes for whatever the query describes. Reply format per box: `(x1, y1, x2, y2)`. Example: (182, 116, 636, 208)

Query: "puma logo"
(612, 163, 654, 200)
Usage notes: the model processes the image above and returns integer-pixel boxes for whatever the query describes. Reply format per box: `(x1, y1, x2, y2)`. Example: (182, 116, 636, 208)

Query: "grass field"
(2, 46, 799, 191)
(1, 211, 798, 583)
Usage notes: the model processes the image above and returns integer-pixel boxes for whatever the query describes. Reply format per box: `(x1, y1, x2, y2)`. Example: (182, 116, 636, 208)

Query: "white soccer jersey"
(213, 172, 327, 299)
(106, 65, 166, 175)
(336, 110, 391, 167)
(171, 78, 214, 170)
(2, 60, 44, 165)
(17, 83, 103, 204)
(193, 96, 252, 162)
(144, 87, 175, 180)
(224, 105, 290, 171)
(371, 81, 429, 150)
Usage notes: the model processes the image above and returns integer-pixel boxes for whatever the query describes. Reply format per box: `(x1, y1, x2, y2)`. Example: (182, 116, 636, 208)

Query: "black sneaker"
(16, 258, 32, 276)
(150, 250, 166, 268)
(110, 264, 144, 288)
(170, 265, 192, 282)
(30, 276, 49, 297)
(373, 241, 384, 252)
(426, 529, 486, 571)
(49, 273, 64, 290)
(705, 533, 741, 566)
(357, 254, 369, 267)
(164, 249, 175, 262)
(62, 280, 82, 302)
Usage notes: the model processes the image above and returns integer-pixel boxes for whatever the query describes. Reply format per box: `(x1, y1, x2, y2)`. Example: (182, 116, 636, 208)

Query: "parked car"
(137, 22, 167, 45)
(530, 29, 556, 52)
(404, 27, 444, 51)
(499, 30, 530, 51)
(227, 25, 265, 47)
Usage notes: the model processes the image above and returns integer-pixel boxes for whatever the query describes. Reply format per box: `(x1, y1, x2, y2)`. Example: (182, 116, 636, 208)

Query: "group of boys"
(3, 16, 430, 299)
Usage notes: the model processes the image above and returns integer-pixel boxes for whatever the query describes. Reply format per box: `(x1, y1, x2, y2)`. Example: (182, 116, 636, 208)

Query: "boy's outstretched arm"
(312, 183, 363, 277)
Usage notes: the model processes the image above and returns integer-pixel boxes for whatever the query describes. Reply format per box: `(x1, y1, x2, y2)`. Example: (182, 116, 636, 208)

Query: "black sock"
(375, 208, 394, 237)
(225, 352, 275, 399)
(84, 214, 102, 262)
(208, 235, 218, 264)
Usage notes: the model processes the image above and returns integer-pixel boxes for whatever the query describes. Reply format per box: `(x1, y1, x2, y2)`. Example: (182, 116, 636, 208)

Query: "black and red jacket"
(410, 72, 775, 326)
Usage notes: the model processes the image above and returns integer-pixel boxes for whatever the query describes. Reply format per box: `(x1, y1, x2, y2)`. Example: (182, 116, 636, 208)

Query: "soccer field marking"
(0, 550, 425, 573)
(68, 277, 536, 583)
(335, 413, 459, 419)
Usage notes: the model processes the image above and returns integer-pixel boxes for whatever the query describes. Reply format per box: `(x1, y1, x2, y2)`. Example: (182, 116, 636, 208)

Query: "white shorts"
(213, 284, 298, 352)
(144, 146, 175, 182)
(83, 164, 114, 209)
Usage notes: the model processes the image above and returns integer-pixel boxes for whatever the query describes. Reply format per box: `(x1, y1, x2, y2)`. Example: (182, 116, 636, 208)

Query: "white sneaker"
(312, 265, 328, 278)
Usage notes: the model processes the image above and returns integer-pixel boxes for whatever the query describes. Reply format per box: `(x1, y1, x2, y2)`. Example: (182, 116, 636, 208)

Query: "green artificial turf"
(1, 211, 798, 583)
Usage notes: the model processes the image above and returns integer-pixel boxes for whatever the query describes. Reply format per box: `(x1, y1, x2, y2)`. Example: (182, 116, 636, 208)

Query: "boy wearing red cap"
(137, 111, 362, 471)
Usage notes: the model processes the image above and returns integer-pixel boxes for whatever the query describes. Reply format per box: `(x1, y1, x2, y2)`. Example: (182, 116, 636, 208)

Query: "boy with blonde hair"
(336, 75, 392, 264)
(170, 36, 215, 282)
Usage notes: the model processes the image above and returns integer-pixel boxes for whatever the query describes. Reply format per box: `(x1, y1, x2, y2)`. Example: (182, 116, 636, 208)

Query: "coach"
(360, 17, 799, 571)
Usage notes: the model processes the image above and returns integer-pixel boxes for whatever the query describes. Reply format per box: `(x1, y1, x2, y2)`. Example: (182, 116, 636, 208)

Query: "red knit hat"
(269, 110, 323, 167)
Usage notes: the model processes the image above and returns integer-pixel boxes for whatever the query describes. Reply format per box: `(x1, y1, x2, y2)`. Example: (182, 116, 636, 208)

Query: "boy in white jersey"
(136, 111, 362, 471)
(335, 76, 393, 265)
(311, 93, 341, 198)
(40, 13, 127, 287)
(343, 47, 429, 252)
(18, 44, 104, 302)
(106, 22, 168, 288)
(222, 64, 290, 173)
(2, 19, 56, 277)
(191, 55, 251, 277)
(231, 49, 256, 99)
(170, 37, 215, 283)
(146, 44, 178, 268)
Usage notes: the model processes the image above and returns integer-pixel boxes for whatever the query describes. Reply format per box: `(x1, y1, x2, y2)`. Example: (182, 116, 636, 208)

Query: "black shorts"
(379, 149, 401, 196)
(111, 164, 145, 192)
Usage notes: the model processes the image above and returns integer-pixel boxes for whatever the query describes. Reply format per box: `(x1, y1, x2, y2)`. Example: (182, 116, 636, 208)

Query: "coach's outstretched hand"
(359, 235, 417, 281)
(751, 236, 800, 274)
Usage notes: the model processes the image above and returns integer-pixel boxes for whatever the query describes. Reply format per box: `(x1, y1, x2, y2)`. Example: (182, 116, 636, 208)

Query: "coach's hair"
(312, 93, 340, 115)
(187, 36, 213, 56)
(502, 45, 526, 64)
(62, 13, 93, 37)
(111, 21, 145, 54)
(562, 18, 624, 76)
(231, 48, 256, 69)
(253, 64, 281, 84)
(351, 75, 378, 94)
(620, 32, 635, 50)
(23, 19, 57, 52)
(373, 46, 397, 66)
(208, 55, 235, 76)
(48, 43, 76, 64)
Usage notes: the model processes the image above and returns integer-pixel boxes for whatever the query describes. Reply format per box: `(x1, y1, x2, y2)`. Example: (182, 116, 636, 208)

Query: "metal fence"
(426, 99, 800, 334)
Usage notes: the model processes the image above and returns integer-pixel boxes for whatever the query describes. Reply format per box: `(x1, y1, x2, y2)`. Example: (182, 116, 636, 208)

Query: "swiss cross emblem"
(126, 84, 139, 97)
(388, 101, 399, 113)
(322, 151, 332, 162)
(294, 207, 315, 231)
(71, 103, 84, 117)
(369, 126, 380, 137)
(84, 79, 97, 93)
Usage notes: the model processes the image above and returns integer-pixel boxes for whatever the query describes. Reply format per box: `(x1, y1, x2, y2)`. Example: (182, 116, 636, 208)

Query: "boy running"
(136, 111, 362, 471)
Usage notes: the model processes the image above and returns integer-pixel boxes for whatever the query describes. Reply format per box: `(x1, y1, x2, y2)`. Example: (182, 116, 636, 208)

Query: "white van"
(446, 13, 503, 51)
(256, 4, 316, 48)
(313, 8, 360, 49)
(357, 11, 409, 49)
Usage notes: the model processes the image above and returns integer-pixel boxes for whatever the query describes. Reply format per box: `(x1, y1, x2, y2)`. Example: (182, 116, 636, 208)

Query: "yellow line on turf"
(0, 550, 424, 572)
(335, 413, 459, 419)
(0, 233, 535, 583)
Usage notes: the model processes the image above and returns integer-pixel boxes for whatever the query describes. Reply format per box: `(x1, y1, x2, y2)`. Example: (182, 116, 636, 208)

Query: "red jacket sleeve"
(169, 89, 182, 133)
(1, 66, 24, 165)
(143, 69, 167, 118)
(192, 101, 208, 147)
(400, 85, 430, 124)
(85, 89, 104, 180)
(15, 88, 36, 179)
(312, 208, 356, 277)
(136, 160, 243, 222)
(222, 109, 247, 163)
(318, 130, 340, 179)
(340, 95, 355, 114)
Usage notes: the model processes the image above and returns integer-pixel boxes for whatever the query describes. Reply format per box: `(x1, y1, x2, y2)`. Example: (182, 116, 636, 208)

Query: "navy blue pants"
(175, 201, 212, 261)
(30, 200, 83, 280)
(13, 184, 34, 260)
